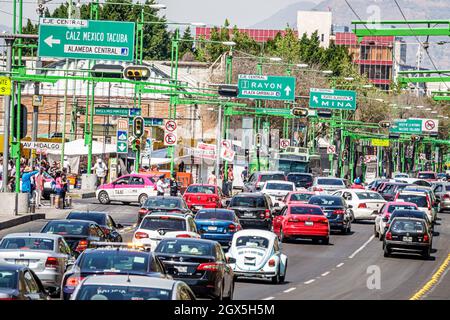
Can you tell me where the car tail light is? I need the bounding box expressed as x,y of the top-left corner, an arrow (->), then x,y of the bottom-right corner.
358,203 -> 367,209
75,240 -> 89,252
101,227 -> 110,235
443,194 -> 450,200
265,209 -> 271,219
134,232 -> 149,239
385,232 -> 392,240
176,234 -> 192,238
228,224 -> 236,232
319,218 -> 329,224
0,297 -> 17,300
306,182 -> 313,187
268,259 -> 276,267
333,210 -> 345,215
66,276 -> 85,287
138,208 -> 149,217
288,218 -> 299,222
313,187 -> 324,192
197,262 -> 219,271
423,234 -> 430,243
45,257 -> 59,269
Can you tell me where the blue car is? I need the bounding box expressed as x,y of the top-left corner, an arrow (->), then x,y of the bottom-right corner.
194,209 -> 242,246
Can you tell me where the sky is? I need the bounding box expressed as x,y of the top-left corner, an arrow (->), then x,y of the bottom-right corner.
0,0 -> 321,30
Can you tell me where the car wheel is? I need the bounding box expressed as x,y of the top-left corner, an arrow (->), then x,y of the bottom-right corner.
280,262 -> 287,283
271,270 -> 280,284
223,281 -> 234,301
322,237 -> 329,245
98,191 -> 110,204
379,233 -> 384,241
214,282 -> 224,301
138,194 -> 148,206
122,202 -> 131,205
422,248 -> 431,260
280,229 -> 287,243
374,225 -> 379,238
383,246 -> 391,257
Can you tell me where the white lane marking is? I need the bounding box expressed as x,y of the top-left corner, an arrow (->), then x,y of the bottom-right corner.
349,235 -> 375,259
262,296 -> 275,300
304,279 -> 315,284
283,287 -> 296,293
336,263 -> 344,268
321,271 -> 330,277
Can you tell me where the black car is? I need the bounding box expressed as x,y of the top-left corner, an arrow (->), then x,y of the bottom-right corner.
385,209 -> 433,235
138,196 -> 191,224
40,219 -> 108,255
378,183 -> 410,201
0,264 -> 50,300
286,173 -> 313,189
66,211 -> 124,242
228,193 -> 274,230
61,247 -> 170,300
383,217 -> 432,259
308,195 -> 352,234
155,238 -> 234,300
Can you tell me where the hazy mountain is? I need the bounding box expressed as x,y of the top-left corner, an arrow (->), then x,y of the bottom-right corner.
252,0 -> 450,69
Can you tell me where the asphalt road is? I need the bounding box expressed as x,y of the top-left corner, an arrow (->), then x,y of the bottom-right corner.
1,198 -> 449,300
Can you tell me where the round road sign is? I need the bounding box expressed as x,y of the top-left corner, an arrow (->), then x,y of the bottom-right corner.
424,120 -> 435,131
164,133 -> 177,145
165,120 -> 177,132
280,139 -> 290,149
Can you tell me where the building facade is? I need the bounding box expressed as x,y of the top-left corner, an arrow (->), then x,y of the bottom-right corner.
297,11 -> 333,48
195,27 -> 297,43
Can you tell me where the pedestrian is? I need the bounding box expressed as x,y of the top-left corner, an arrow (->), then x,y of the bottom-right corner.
169,176 -> 179,196
227,166 -> 234,196
34,167 -> 45,208
92,158 -> 107,187
178,161 -> 185,173
54,171 -> 63,209
207,170 -> 217,185
60,172 -> 69,209
156,175 -> 168,196
63,156 -> 71,173
241,166 -> 249,182
21,166 -> 39,207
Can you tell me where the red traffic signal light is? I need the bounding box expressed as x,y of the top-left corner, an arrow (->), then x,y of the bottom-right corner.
123,65 -> 150,80
291,107 -> 308,117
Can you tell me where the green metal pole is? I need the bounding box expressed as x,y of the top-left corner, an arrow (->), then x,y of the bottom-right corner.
169,29 -> 180,177
223,50 -> 233,181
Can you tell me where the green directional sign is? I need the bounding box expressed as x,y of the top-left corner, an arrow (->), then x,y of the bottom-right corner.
238,75 -> 296,101
309,88 -> 357,110
128,117 -> 164,126
38,18 -> 135,61
95,107 -> 129,116
390,119 -> 423,134
255,108 -> 291,117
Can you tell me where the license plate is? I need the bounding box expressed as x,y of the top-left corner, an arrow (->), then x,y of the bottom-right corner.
403,236 -> 412,242
208,226 -> 217,231
244,213 -> 254,217
174,266 -> 187,273
195,206 -> 203,209
15,259 -> 29,266
305,221 -> 314,226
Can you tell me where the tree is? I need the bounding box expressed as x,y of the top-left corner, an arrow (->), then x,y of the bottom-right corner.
179,27 -> 195,60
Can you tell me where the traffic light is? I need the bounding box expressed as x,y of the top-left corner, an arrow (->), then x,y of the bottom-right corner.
11,104 -> 28,139
92,64 -> 124,79
291,107 -> 308,117
411,135 -> 421,142
317,109 -> 333,118
379,121 -> 391,128
123,65 -> 151,80
218,85 -> 239,97
133,116 -> 144,138
255,133 -> 261,147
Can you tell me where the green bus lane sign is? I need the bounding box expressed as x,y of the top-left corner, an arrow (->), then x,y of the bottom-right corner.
390,119 -> 423,134
238,75 -> 296,101
309,88 -> 357,110
38,18 -> 135,61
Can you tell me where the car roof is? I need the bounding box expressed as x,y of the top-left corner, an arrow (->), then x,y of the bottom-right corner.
159,237 -> 217,246
386,201 -> 417,206
143,213 -> 188,219
188,184 -> 215,187
392,209 -> 424,215
68,212 -> 108,217
45,219 -> 93,225
0,263 -> 27,272
234,229 -> 277,239
147,196 -> 182,200
80,275 -> 177,289
232,192 -> 265,197
1,233 -> 62,240
288,191 -> 315,195
418,171 -> 435,174
390,217 -> 426,223
310,194 -> 342,199
398,190 -> 428,195
264,180 -> 294,184
287,203 -> 322,209
287,173 -> 313,176
256,171 -> 285,175
196,209 -> 235,214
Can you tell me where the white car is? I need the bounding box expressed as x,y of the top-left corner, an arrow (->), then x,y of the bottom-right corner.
133,213 -> 200,250
333,189 -> 386,221
225,229 -> 287,284
310,177 -> 346,194
260,180 -> 296,206
0,233 -> 75,297
70,275 -> 196,300
395,191 -> 435,222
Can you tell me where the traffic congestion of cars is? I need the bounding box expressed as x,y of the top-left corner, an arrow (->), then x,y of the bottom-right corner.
0,170 -> 449,300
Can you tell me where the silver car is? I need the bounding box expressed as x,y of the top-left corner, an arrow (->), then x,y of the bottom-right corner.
432,182 -> 450,212
310,177 -> 346,194
0,233 -> 76,297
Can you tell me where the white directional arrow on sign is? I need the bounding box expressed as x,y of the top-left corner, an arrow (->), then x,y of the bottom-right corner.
44,35 -> 61,47
313,96 -> 319,103
284,86 -> 291,96
118,144 -> 127,152
118,133 -> 127,141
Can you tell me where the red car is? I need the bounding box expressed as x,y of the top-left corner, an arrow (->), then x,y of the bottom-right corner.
272,204 -> 330,244
183,184 -> 224,212
284,191 -> 315,205
417,171 -> 438,182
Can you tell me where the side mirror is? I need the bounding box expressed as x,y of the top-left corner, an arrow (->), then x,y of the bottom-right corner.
225,199 -> 231,207
117,224 -> 124,229
382,217 -> 389,222
348,205 -> 353,209
227,257 -> 236,264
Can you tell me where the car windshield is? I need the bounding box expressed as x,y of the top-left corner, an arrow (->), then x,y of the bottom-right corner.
230,196 -> 265,208
75,285 -> 172,300
356,192 -> 384,200
156,240 -> 213,256
446,186 -> 450,191
287,175 -> 312,182
195,211 -> 234,221
260,174 -> 285,182
42,222 -> 89,236
391,211 -> 425,220
388,205 -> 417,213
309,197 -> 343,206
0,271 -> 17,289
144,198 -> 182,209
418,173 -> 436,179
397,195 -> 428,208
265,183 -> 294,191
235,236 -> 269,249
67,213 -> 105,225
0,237 -> 54,251
186,186 -> 215,194
78,251 -> 149,273
290,206 -> 323,215
289,193 -> 313,202
395,174 -> 408,178
140,217 -> 186,231
391,220 -> 425,233
317,179 -> 345,186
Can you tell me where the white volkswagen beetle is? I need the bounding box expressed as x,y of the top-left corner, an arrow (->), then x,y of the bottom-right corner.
225,229 -> 287,284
